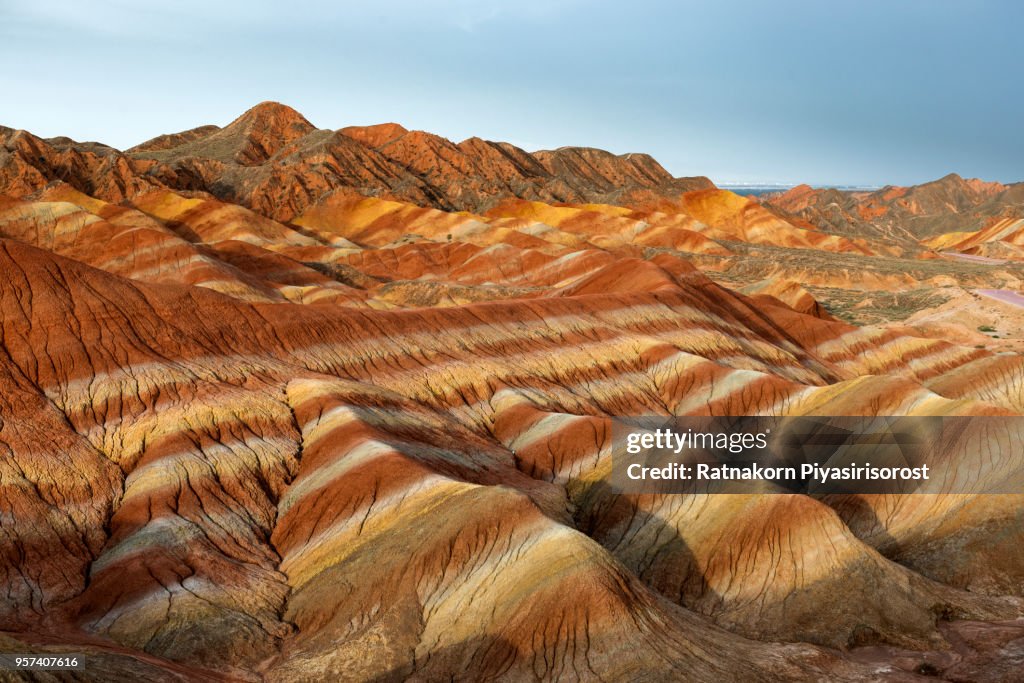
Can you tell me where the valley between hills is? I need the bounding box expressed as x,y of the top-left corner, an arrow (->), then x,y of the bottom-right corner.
1,102 -> 1023,681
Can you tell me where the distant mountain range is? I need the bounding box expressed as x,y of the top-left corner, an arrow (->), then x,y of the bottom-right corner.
720,184 -> 881,197
0,101 -> 712,222
3,100 -> 1018,243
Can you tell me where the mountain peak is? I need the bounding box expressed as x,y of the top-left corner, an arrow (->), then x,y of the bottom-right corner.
936,172 -> 965,185
189,101 -> 318,165
126,102 -> 319,165
924,172 -> 1004,197
231,101 -> 314,130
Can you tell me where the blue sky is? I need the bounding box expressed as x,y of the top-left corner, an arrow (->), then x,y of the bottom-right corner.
2,0 -> 1020,186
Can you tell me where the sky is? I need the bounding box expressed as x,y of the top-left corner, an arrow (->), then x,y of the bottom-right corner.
1,0 -> 1021,186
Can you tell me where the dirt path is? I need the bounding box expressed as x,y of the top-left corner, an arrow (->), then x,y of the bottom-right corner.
976,289 -> 1024,307
942,252 -> 1007,265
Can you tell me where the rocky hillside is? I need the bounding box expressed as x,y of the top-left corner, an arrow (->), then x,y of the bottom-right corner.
766,174 -> 1024,242
0,102 -> 713,222
0,105 -> 1022,681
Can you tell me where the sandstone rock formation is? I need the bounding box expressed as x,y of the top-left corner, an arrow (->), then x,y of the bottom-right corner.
0,104 -> 1022,681
766,174 -> 1024,243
